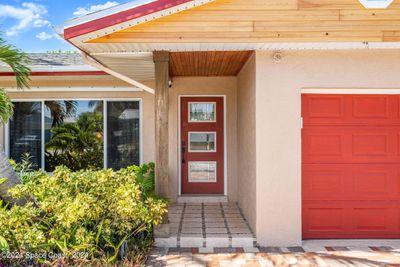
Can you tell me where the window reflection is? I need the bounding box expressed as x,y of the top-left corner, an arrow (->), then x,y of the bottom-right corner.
189,132 -> 216,152
9,102 -> 42,169
44,100 -> 103,171
188,161 -> 217,182
189,103 -> 215,122
9,100 -> 141,171
107,101 -> 140,169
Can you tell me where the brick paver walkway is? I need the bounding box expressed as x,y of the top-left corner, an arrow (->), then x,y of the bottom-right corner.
146,246 -> 400,266
156,203 -> 255,248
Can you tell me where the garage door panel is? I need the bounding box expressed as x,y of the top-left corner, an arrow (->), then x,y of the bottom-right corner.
352,95 -> 392,119
303,165 -> 348,200
352,207 -> 397,232
352,165 -> 398,199
302,207 -> 346,234
302,95 -> 345,123
302,94 -> 400,239
303,164 -> 399,201
302,129 -> 347,162
352,133 -> 389,156
303,204 -> 400,238
303,127 -> 400,163
303,94 -> 399,126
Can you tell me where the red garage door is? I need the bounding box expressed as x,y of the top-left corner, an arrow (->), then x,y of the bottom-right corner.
302,94 -> 400,239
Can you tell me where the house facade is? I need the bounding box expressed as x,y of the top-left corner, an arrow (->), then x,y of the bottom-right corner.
2,0 -> 400,246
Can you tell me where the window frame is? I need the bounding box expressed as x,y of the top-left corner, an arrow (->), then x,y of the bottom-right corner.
5,98 -> 143,170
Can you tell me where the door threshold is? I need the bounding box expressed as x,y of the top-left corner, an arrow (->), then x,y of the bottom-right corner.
177,195 -> 228,203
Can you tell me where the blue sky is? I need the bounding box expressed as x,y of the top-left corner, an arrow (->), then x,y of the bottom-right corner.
0,0 -> 124,52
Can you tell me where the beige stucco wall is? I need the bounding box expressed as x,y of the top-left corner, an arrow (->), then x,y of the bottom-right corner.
168,76 -> 238,201
237,54 -> 257,232
254,49 -> 400,246
0,75 -> 238,201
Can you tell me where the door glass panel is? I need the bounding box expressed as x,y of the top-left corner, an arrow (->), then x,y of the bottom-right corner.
44,100 -> 103,171
9,102 -> 42,169
188,161 -> 217,182
107,101 -> 140,170
189,132 -> 216,152
189,102 -> 215,122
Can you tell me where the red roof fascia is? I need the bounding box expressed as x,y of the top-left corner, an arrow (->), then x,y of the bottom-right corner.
64,0 -> 194,40
0,71 -> 108,76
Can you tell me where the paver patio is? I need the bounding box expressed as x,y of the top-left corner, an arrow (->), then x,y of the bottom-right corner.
146,245 -> 400,266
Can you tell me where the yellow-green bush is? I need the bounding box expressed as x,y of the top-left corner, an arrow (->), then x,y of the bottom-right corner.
0,163 -> 167,266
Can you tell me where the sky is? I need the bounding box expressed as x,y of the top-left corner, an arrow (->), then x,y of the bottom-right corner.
0,0 -> 125,52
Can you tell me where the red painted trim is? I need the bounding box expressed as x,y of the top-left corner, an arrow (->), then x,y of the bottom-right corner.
64,0 -> 193,40
0,71 -> 108,76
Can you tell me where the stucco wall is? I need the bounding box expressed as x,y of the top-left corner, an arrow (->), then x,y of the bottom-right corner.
168,77 -> 238,201
254,49 -> 400,246
0,75 -> 238,202
237,54 -> 257,232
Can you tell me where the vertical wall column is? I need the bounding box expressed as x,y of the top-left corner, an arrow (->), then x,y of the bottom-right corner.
153,51 -> 170,198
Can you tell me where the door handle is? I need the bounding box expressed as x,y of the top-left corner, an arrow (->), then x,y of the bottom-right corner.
181,141 -> 186,164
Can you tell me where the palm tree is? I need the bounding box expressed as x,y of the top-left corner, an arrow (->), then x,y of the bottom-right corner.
45,100 -> 77,127
45,112 -> 103,171
0,35 -> 31,205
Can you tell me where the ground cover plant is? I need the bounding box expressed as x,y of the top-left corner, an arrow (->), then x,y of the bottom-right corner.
0,162 -> 167,266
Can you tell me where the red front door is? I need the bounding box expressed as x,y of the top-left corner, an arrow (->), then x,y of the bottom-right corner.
181,97 -> 224,194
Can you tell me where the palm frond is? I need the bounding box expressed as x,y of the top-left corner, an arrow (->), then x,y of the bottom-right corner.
0,89 -> 13,123
0,36 -> 31,89
45,100 -> 78,127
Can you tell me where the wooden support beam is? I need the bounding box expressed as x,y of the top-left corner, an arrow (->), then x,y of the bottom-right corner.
154,51 -> 170,198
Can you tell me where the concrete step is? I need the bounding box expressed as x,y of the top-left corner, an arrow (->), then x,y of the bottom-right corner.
177,195 -> 228,203
155,234 -> 256,248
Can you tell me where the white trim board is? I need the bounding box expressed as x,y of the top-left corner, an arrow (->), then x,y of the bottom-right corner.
67,0 -> 216,43
79,42 -> 400,55
5,86 -> 142,92
301,88 -> 400,94
178,95 -> 227,196
0,66 -> 99,72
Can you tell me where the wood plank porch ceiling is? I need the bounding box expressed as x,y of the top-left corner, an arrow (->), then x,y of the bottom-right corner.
169,51 -> 253,76
88,0 -> 400,44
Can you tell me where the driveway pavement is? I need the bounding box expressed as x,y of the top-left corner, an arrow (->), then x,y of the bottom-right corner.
146,245 -> 400,266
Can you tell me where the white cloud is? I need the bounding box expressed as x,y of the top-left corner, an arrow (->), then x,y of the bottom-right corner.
73,1 -> 119,17
0,2 -> 50,36
36,31 -> 53,40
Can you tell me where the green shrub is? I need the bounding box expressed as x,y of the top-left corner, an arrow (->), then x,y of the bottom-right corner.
0,163 -> 167,266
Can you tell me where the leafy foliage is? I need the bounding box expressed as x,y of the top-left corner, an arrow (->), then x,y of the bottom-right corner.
9,153 -> 37,184
126,163 -> 156,198
0,178 -> 9,252
9,153 -> 36,173
0,90 -> 13,124
0,163 -> 167,265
